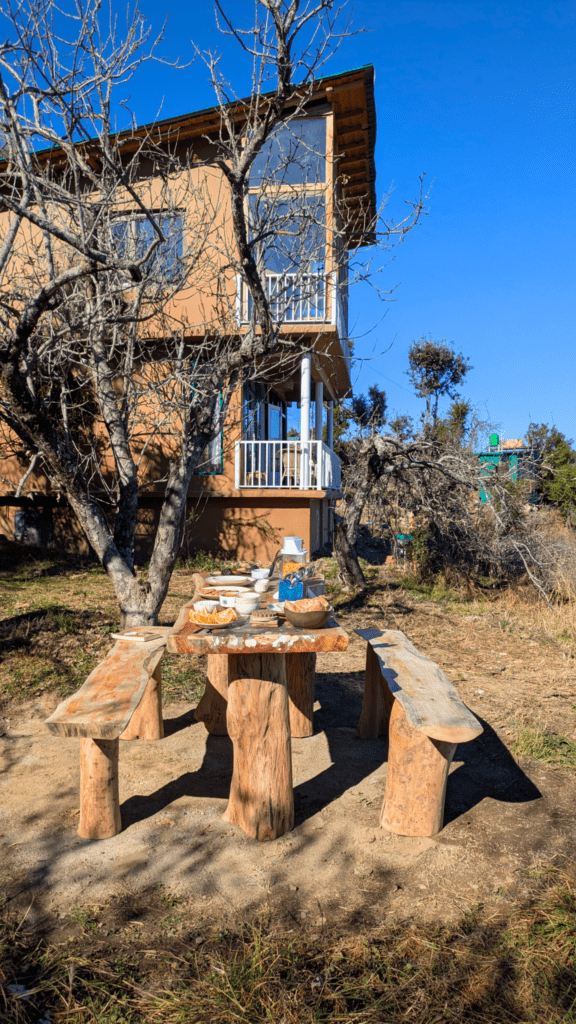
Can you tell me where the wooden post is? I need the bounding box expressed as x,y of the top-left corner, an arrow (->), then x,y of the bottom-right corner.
358,643 -> 394,739
120,662 -> 164,741
194,652 -> 229,735
380,700 -> 457,837
285,652 -> 316,737
223,653 -> 293,840
78,737 -> 121,840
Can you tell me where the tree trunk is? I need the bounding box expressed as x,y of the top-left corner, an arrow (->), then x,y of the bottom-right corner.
78,737 -> 121,840
285,652 -> 316,737
194,652 -> 229,735
334,515 -> 365,589
380,699 -> 457,837
223,653 -> 293,840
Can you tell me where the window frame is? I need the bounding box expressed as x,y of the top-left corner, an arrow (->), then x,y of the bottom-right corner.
110,210 -> 185,286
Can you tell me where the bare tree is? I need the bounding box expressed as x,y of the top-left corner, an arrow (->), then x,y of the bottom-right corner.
0,0 -> 426,624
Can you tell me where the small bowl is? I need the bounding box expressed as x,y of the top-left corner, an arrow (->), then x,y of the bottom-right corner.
234,592 -> 261,615
251,568 -> 271,580
282,603 -> 334,629
193,600 -> 219,613
254,579 -> 269,594
219,593 -> 238,608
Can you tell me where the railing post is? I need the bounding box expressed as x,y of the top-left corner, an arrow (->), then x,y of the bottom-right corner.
234,443 -> 241,489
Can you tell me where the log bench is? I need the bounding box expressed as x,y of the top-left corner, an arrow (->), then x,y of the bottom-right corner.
45,628 -> 171,840
355,628 -> 483,837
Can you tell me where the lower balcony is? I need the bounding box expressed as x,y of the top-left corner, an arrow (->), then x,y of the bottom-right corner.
234,440 -> 341,492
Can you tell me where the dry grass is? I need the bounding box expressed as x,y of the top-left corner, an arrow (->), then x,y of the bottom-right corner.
2,866 -> 576,1022
0,552 -> 211,704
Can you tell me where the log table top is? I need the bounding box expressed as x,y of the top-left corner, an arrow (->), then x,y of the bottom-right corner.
166,599 -> 349,656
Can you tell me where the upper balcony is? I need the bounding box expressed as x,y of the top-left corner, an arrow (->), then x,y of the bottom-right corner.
236,272 -> 350,364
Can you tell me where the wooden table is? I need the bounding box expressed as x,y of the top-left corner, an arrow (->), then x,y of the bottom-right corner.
167,599 -> 349,840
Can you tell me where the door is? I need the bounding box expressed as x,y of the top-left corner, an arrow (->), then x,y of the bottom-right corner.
267,403 -> 283,484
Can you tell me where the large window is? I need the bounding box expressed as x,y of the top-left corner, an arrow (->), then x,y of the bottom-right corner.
250,117 -> 326,186
249,194 -> 325,274
242,115 -> 328,324
111,213 -> 184,283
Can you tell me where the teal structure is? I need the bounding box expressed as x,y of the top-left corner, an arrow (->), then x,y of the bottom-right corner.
478,442 -> 537,503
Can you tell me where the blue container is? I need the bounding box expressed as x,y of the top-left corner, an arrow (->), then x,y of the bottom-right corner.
279,575 -> 306,601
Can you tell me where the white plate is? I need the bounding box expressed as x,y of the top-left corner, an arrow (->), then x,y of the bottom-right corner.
200,585 -> 247,596
206,575 -> 251,586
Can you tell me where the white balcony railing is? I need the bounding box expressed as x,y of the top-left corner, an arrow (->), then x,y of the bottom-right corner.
234,440 -> 341,492
240,271 -> 327,323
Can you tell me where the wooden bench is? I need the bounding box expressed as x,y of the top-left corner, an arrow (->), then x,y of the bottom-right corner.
355,628 -> 483,837
45,628 -> 171,840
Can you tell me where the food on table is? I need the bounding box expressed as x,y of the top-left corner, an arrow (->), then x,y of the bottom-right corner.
282,560 -> 304,577
189,607 -> 237,626
198,585 -> 246,598
285,596 -> 331,612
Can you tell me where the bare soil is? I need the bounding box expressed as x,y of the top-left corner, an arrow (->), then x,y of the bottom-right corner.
2,560 -> 576,946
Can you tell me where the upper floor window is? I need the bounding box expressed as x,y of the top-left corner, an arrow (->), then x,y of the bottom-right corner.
250,117 -> 326,186
249,194 -> 326,274
111,213 -> 183,283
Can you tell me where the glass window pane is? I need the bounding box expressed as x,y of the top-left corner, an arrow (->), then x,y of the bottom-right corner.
250,195 -> 325,273
251,118 -> 326,186
111,214 -> 183,283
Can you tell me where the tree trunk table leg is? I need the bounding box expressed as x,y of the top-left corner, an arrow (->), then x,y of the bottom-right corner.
358,643 -> 394,739
380,700 -> 457,837
194,652 -> 229,735
223,653 -> 293,841
120,662 -> 164,741
78,738 -> 121,840
286,652 -> 316,737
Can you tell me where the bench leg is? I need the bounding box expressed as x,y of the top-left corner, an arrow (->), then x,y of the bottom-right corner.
194,652 -> 229,735
78,737 -> 121,840
286,652 -> 316,737
120,662 -> 164,741
380,700 -> 457,837
358,643 -> 394,739
223,653 -> 294,841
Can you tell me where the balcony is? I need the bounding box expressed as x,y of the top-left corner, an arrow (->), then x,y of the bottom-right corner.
236,271 -> 349,359
234,440 -> 341,492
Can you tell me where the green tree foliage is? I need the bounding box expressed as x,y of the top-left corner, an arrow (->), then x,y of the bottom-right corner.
526,423 -> 576,522
351,384 -> 387,435
407,337 -> 471,428
437,399 -> 471,444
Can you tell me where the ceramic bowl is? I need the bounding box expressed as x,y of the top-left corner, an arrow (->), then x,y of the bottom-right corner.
251,568 -> 271,580
193,600 -> 219,613
254,579 -> 269,594
234,592 -> 261,615
219,593 -> 237,608
282,603 -> 333,629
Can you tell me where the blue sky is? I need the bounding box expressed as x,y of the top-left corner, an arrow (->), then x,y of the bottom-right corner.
130,0 -> 575,442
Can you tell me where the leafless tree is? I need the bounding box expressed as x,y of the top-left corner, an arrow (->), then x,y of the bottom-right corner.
0,0 -> 426,624
335,415 -> 576,604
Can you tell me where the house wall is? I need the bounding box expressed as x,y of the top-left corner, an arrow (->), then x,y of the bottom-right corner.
182,495 -> 334,563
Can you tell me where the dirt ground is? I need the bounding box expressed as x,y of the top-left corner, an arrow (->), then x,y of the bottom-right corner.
2,563 -> 576,944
